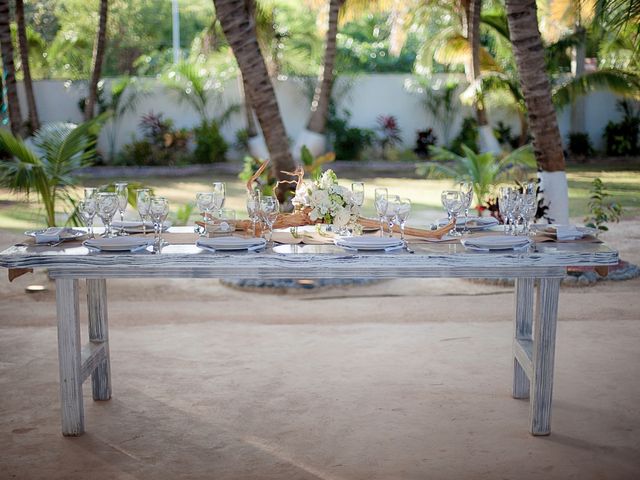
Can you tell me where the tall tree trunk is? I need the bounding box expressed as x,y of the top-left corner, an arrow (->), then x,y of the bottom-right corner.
505,0 -> 568,224
15,0 -> 39,132
84,0 -> 109,121
0,0 -> 23,136
213,0 -> 297,191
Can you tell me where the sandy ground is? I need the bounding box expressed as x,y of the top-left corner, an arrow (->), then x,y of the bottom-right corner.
1,221 -> 639,479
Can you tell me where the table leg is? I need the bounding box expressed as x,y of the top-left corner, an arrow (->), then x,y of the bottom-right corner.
513,278 -> 534,399
55,278 -> 84,436
87,279 -> 111,401
529,277 -> 561,436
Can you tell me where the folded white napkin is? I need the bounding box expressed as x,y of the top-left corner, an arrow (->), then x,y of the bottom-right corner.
554,225 -> 583,241
35,227 -> 65,244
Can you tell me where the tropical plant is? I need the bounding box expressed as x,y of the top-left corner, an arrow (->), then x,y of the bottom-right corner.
0,0 -> 23,135
421,79 -> 460,147
376,114 -> 402,157
15,0 -> 39,132
567,132 -> 593,158
326,106 -> 374,160
603,100 -> 640,156
414,128 -> 438,158
214,0 -> 298,199
85,0 -> 109,121
416,143 -> 536,211
193,120 -> 228,163
584,178 -> 622,231
0,120 -> 102,227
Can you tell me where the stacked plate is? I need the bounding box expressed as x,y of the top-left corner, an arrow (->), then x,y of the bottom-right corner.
196,237 -> 266,252
25,227 -> 86,243
461,235 -> 532,252
111,220 -> 170,233
335,236 -> 404,251
531,224 -> 597,240
437,216 -> 499,231
84,237 -> 155,252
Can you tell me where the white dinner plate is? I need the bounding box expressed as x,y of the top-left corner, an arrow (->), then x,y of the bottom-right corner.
83,237 -> 155,252
462,235 -> 532,251
24,228 -> 86,241
196,237 -> 266,251
335,236 -> 403,251
437,216 -> 499,231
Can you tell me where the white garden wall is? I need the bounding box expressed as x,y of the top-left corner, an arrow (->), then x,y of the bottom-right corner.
15,74 -> 630,159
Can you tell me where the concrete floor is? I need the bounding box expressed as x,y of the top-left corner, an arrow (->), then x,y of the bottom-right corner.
1,223 -> 640,479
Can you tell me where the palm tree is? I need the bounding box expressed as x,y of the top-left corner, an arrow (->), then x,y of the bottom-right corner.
15,0 -> 39,132
212,0 -> 297,190
0,0 -> 23,136
84,0 -> 109,121
505,0 -> 568,224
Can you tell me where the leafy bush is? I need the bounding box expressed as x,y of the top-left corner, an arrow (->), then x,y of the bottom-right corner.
193,119 -> 228,163
567,132 -> 593,158
584,178 -> 622,232
414,128 -> 438,158
326,106 -> 374,160
119,112 -> 190,166
450,116 -> 479,154
376,115 -> 402,158
603,100 -> 640,156
493,121 -> 520,150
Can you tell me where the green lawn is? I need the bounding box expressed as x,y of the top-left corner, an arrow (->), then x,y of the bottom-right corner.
1,169 -> 639,232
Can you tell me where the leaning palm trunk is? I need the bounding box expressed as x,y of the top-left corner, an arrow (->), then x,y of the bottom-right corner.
15,0 -> 39,132
84,0 -> 109,121
293,0 -> 343,158
213,0 -> 297,192
505,0 -> 568,224
0,0 -> 23,136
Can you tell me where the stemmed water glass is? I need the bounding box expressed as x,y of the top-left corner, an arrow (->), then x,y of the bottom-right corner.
522,182 -> 538,236
351,182 -> 365,207
374,188 -> 388,236
212,182 -> 226,216
459,181 -> 473,235
196,192 -> 215,235
441,190 -> 463,237
259,195 -> 279,244
498,187 -> 511,234
78,199 -> 96,238
96,192 -> 119,238
246,189 -> 262,237
114,182 -> 128,236
84,187 -> 97,201
136,189 -> 151,235
394,197 -> 412,240
386,195 -> 400,237
149,197 -> 170,251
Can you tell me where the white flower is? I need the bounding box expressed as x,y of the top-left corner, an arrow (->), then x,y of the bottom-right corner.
333,208 -> 351,227
310,189 -> 330,214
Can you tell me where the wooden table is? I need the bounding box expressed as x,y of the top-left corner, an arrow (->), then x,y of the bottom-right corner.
0,228 -> 618,437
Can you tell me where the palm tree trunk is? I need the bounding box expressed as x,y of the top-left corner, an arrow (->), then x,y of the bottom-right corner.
84,0 -> 109,121
505,0 -> 568,224
213,0 -> 297,189
15,0 -> 39,132
0,0 -> 23,136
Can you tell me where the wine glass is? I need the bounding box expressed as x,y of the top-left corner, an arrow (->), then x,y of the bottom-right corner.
523,182 -> 538,236
136,189 -> 151,235
459,181 -> 473,235
246,189 -> 262,237
96,192 -> 118,238
498,187 -> 511,234
374,187 -> 388,236
149,197 -> 170,250
394,197 -> 412,241
78,199 -> 96,238
259,195 -> 279,244
114,182 -> 128,236
196,192 -> 215,235
386,195 -> 400,237
351,182 -> 365,207
84,187 -> 97,200
212,182 -> 226,215
441,190 -> 463,237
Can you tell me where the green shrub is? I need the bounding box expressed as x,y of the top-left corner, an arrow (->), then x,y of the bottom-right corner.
327,107 -> 374,160
567,132 -> 593,158
450,116 -> 479,154
603,100 -> 640,156
193,120 -> 228,163
584,178 -> 622,232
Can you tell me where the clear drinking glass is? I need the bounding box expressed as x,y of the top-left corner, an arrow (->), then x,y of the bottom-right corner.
84,187 -> 98,200
523,182 -> 538,236
96,192 -> 119,237
136,189 -> 151,235
196,192 -> 215,235
441,190 -> 463,237
212,182 -> 226,214
459,181 -> 473,235
149,196 -> 170,250
386,195 -> 400,237
374,187 -> 388,236
114,182 -> 128,236
246,189 -> 262,237
498,187 -> 511,234
351,182 -> 365,207
259,196 -> 279,244
217,208 -> 237,234
395,197 -> 412,240
78,199 -> 96,238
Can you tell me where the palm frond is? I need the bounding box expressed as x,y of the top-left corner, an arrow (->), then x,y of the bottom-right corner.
480,11 -> 510,43
431,32 -> 502,72
553,69 -> 640,108
0,129 -> 46,196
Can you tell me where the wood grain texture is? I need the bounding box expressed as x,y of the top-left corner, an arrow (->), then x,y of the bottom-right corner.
530,277 -> 561,435
55,278 -> 84,436
87,279 -> 111,401
513,278 -> 534,399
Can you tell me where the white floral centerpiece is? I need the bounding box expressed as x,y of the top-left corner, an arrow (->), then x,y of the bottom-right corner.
293,169 -> 360,229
